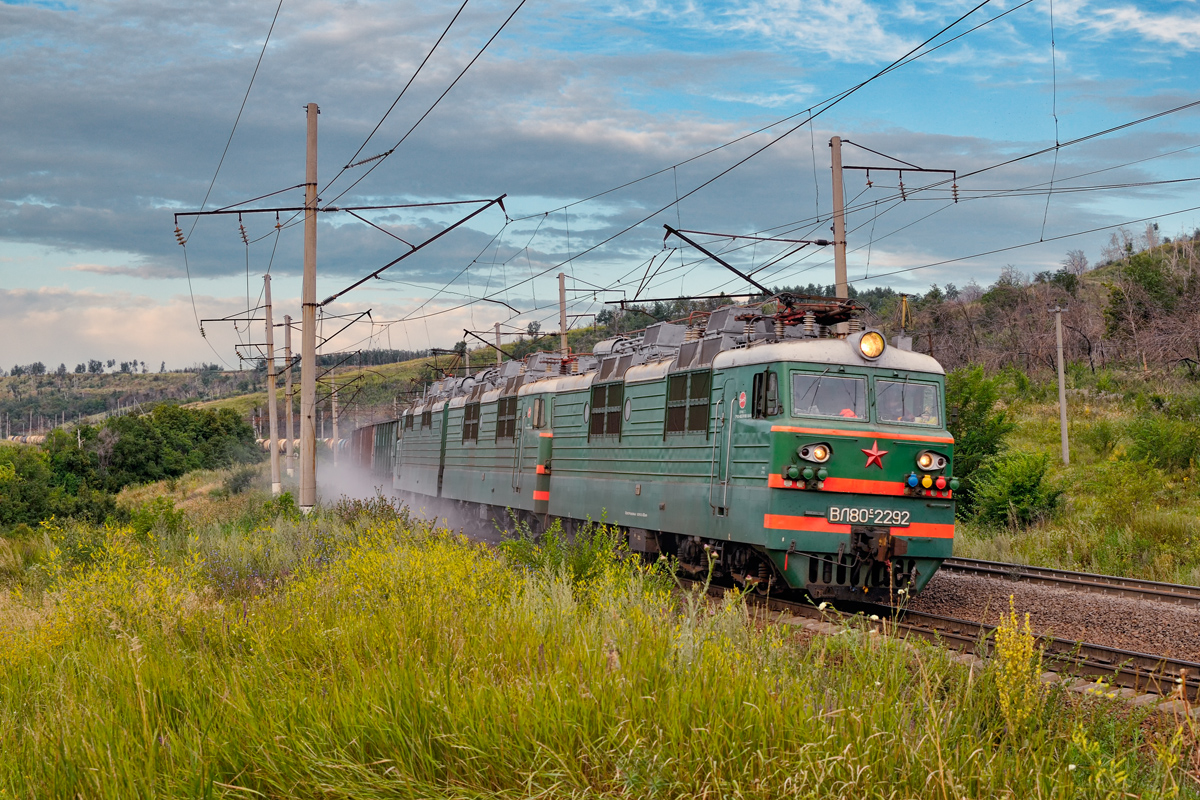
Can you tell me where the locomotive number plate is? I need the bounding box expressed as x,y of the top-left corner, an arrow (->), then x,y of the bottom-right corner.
827,507 -> 911,526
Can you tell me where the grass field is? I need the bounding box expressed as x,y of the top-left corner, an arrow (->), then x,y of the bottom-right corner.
0,472 -> 1196,798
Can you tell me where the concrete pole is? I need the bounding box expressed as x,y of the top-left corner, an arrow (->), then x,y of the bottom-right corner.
1054,305 -> 1070,465
495,321 -> 502,367
283,314 -> 294,478
299,102 -> 319,512
331,378 -> 339,468
830,135 -> 849,333
264,274 -> 281,496
558,272 -> 568,359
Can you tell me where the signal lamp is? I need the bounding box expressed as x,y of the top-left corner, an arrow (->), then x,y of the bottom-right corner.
799,443 -> 831,463
907,474 -> 919,488
935,476 -> 947,490
916,450 -> 948,471
817,468 -> 828,481
786,466 -> 800,480
920,474 -> 933,489
802,467 -> 815,481
949,478 -> 960,491
858,331 -> 885,359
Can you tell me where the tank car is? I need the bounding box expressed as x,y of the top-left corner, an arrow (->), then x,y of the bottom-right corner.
358,295 -> 956,602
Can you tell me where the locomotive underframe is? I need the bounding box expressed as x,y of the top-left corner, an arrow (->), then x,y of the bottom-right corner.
392,489 -> 933,605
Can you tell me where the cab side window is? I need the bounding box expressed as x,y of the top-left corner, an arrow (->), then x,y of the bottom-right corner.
752,370 -> 781,418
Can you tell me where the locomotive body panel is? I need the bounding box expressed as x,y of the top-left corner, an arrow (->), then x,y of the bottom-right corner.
394,402 -> 447,496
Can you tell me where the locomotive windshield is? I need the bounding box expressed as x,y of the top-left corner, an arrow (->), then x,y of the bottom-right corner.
791,373 -> 867,420
876,379 -> 942,426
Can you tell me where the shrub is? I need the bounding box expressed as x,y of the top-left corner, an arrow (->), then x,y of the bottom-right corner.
1075,418 -> 1120,458
1126,416 -> 1200,472
500,516 -> 635,595
973,451 -> 1062,528
129,496 -> 186,538
946,366 -> 1016,513
993,596 -> 1043,738
223,465 -> 258,495
1094,370 -> 1118,394
332,493 -> 405,526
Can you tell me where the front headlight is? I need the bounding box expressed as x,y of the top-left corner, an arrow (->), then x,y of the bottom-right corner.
798,443 -> 831,463
916,450 -> 948,471
859,331 -> 885,359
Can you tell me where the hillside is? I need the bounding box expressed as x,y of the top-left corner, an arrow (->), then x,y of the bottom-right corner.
0,368 -> 264,437
189,326 -> 612,427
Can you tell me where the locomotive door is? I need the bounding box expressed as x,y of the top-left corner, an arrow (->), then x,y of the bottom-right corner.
709,379 -> 734,515
511,405 -> 525,492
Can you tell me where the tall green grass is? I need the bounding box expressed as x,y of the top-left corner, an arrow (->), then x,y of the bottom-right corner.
0,491 -> 1193,798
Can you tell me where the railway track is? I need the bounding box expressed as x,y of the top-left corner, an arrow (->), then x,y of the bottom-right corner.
687,579 -> 1200,705
940,557 -> 1200,608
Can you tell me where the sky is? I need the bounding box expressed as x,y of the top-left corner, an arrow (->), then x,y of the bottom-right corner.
2,0 -> 1199,369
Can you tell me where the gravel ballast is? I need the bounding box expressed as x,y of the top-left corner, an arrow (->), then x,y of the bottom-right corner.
908,570 -> 1200,661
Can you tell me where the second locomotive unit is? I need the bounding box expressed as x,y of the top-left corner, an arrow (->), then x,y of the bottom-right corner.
353,295 -> 956,602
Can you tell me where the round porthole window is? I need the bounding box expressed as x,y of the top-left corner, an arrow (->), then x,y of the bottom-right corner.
623,397 -> 632,422
582,402 -> 590,423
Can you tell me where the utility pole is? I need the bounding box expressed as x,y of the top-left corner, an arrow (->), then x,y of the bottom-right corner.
264,274 -> 281,496
494,322 -> 502,367
829,136 -> 849,334
300,102 -> 319,512
830,135 -> 849,335
1053,304 -> 1070,465
283,314 -> 294,478
558,272 -> 568,359
331,378 -> 339,468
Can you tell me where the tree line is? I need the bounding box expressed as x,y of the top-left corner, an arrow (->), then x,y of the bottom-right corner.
0,404 -> 260,529
4,360 -> 231,377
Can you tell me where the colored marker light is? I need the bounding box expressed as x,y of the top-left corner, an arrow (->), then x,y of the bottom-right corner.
786,466 -> 800,480
907,474 -> 920,488
817,468 -> 828,481
920,474 -> 934,489
935,476 -> 947,490
802,467 -> 815,480
949,478 -> 960,491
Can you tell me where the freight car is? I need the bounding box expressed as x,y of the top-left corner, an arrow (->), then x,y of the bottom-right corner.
351,296 -> 956,603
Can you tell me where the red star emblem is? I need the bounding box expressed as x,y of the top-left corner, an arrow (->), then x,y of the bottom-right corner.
862,440 -> 888,469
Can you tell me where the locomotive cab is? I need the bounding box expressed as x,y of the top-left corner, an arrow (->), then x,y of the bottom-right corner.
745,331 -> 954,603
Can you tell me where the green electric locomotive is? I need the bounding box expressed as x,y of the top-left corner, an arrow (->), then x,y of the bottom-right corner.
375,296 -> 955,602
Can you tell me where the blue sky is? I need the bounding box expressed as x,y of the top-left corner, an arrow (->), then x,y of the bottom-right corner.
2,0 -> 1199,368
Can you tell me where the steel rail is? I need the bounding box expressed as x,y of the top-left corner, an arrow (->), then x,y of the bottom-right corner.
940,557 -> 1200,608
684,579 -> 1200,702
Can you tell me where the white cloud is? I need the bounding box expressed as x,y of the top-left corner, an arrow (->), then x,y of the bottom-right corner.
63,263 -> 178,279
606,0 -> 916,62
1062,2 -> 1200,51
0,288 -> 243,368
710,84 -> 817,108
